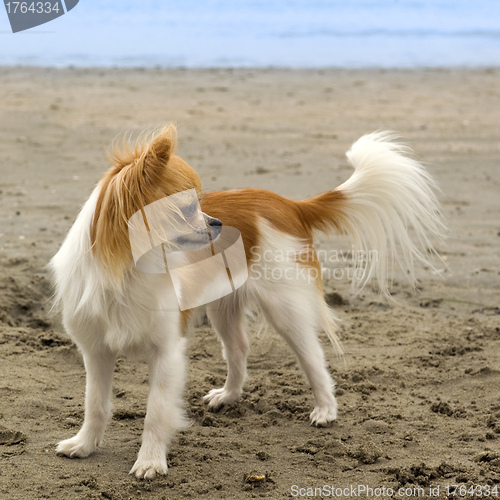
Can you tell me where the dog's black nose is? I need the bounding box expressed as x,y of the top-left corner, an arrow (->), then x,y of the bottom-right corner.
208,217 -> 222,227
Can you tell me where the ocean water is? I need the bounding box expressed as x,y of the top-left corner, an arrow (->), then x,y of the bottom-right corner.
1,0 -> 500,67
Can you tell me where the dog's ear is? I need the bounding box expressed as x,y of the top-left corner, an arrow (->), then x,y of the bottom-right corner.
107,124 -> 178,173
146,124 -> 178,164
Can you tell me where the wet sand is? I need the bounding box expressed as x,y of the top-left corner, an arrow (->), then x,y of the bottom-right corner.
0,67 -> 499,499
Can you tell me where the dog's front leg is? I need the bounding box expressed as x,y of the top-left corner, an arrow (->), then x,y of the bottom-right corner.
130,338 -> 187,480
57,348 -> 115,458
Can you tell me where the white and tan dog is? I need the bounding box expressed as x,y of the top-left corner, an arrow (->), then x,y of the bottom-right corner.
51,125 -> 443,478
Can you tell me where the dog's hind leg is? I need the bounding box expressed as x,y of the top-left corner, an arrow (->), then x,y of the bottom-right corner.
57,340 -> 115,458
258,285 -> 338,426
130,335 -> 188,480
203,296 -> 249,408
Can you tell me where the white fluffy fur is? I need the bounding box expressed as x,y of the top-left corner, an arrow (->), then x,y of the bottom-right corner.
340,132 -> 444,296
205,218 -> 339,425
51,185 -> 188,479
51,131 -> 443,479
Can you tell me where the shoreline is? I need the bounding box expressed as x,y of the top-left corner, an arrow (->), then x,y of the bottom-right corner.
1,64 -> 500,71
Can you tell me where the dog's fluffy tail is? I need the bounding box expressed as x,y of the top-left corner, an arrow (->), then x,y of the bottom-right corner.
301,131 -> 445,297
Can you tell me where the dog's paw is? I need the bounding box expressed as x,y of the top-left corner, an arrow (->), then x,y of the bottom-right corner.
310,405 -> 337,427
203,387 -> 240,409
130,458 -> 168,480
56,435 -> 97,458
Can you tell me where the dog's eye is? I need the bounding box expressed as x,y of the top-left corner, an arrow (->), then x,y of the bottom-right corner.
181,202 -> 198,218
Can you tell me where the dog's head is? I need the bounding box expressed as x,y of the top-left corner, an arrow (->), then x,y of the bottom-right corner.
90,124 -> 221,278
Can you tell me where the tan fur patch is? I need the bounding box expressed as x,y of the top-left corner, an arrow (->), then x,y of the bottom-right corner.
200,188 -> 347,262
90,125 -> 202,279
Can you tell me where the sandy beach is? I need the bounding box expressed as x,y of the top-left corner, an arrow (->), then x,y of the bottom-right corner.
0,67 -> 499,499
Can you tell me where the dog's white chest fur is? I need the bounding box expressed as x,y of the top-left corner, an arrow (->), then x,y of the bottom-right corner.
51,186 -> 181,356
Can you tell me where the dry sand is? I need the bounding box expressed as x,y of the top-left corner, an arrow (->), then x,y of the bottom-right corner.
0,67 -> 499,499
